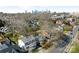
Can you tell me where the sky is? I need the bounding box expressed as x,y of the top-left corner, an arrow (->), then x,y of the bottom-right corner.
0,0 -> 79,13
0,6 -> 79,13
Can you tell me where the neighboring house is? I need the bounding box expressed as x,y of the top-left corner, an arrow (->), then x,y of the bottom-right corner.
56,20 -> 63,25
50,14 -> 66,20
67,25 -> 79,39
18,35 -> 37,52
72,25 -> 79,37
67,18 -> 76,25
0,39 -> 15,53
35,34 -> 43,42
53,25 -> 64,32
0,26 -> 8,33
0,43 -> 8,52
67,18 -> 73,22
36,30 -> 50,38
0,38 -> 24,53
28,19 -> 40,31
18,34 -> 44,52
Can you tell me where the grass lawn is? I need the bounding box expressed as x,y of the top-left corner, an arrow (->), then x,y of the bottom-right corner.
63,30 -> 69,34
70,43 -> 79,53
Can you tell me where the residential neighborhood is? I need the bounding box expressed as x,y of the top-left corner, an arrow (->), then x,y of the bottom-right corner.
0,11 -> 79,53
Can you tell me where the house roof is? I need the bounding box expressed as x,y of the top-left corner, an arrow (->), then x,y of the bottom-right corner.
0,38 -> 25,53
21,35 -> 35,43
0,43 -> 8,51
0,45 -> 21,53
0,26 -> 8,33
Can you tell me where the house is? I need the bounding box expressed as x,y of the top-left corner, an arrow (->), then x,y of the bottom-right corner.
71,25 -> 79,37
18,35 -> 37,52
56,20 -> 63,25
53,25 -> 64,32
0,38 -> 24,53
50,14 -> 66,20
67,18 -> 76,26
28,19 -> 40,31
18,34 -> 45,52
0,44 -> 19,53
0,26 -> 8,34
0,43 -> 8,52
66,25 -> 79,39
0,39 -> 16,53
36,30 -> 50,37
35,34 -> 43,42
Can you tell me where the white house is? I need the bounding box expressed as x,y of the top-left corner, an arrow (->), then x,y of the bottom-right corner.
18,35 -> 36,52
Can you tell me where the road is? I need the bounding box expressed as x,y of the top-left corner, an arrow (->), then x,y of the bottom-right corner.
51,26 -> 79,53
63,25 -> 79,53
38,25 -> 79,53
63,31 -> 78,53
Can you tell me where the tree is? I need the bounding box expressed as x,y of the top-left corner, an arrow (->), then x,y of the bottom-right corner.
5,32 -> 20,44
0,19 -> 6,27
25,18 -> 41,35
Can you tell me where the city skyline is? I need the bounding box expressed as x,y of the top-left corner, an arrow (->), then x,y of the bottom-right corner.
0,6 -> 79,13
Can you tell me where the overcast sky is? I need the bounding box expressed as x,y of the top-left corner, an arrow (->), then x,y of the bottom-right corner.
0,6 -> 79,13
0,0 -> 79,13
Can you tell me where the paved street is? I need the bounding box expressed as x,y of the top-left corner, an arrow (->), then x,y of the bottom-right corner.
63,31 -> 78,53
38,25 -> 79,53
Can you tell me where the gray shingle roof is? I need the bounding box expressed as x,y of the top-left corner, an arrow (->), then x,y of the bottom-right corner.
0,43 -> 8,51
